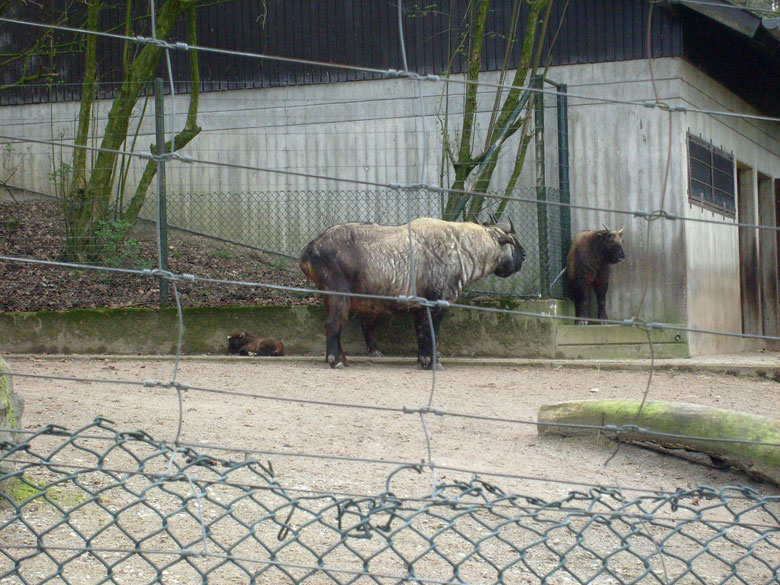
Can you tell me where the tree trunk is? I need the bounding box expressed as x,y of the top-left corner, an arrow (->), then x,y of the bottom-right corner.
443,0 -> 490,220
466,0 -> 551,220
63,0 -> 185,262
63,0 -> 99,262
443,0 -> 552,222
120,6 -> 202,234
537,399 -> 780,486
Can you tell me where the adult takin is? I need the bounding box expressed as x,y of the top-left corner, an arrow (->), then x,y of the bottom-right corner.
299,217 -> 526,369
566,227 -> 626,324
227,332 -> 285,356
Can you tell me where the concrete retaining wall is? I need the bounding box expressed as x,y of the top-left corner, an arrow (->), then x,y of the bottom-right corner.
0,301 -> 688,359
0,302 -> 559,358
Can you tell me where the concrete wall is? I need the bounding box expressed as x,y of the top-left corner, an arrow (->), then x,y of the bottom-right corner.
0,303 -> 559,359
2,57 -> 779,354
679,61 -> 780,354
557,59 -> 690,324
0,303 -> 691,359
0,76 -> 543,251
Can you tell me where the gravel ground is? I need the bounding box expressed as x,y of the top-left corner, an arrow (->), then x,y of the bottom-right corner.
8,356 -> 779,496
3,357 -> 780,585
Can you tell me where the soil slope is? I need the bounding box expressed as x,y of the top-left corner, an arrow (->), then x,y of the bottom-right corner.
0,199 -> 314,313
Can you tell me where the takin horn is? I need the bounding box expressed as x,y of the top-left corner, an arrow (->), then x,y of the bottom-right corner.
496,215 -> 515,235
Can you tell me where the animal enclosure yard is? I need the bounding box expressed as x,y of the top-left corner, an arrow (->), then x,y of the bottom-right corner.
3,356 -> 779,585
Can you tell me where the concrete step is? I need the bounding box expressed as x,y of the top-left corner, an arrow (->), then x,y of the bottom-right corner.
556,324 -> 688,359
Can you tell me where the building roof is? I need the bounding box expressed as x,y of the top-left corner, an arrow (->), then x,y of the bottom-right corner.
673,0 -> 780,116
2,0 -> 779,116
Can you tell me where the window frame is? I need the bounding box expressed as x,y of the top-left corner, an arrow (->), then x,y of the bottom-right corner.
687,133 -> 736,219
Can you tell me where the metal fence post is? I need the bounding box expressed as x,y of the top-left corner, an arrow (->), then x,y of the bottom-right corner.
154,77 -> 169,307
533,75 -> 550,297
556,83 -> 571,297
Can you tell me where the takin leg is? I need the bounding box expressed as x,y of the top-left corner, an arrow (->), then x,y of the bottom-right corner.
569,278 -> 591,325
323,295 -> 350,368
593,270 -> 610,323
414,307 -> 445,370
429,307 -> 445,368
360,315 -> 383,357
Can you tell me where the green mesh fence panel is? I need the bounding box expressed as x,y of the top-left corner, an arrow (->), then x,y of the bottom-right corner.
2,420 -> 780,585
139,188 -> 566,298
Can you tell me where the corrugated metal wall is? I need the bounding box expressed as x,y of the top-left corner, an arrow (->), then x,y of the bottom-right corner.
0,0 -> 682,105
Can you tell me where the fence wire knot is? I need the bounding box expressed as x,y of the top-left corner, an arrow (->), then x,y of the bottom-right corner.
133,36 -> 165,48
621,316 -> 658,331
152,152 -> 193,163
396,295 -> 430,306
140,268 -> 196,282
132,36 -> 189,52
642,100 -> 687,112
634,209 -> 677,222
403,406 -> 445,416
142,380 -> 190,391
143,268 -> 176,281
617,424 -> 641,433
384,69 -> 408,78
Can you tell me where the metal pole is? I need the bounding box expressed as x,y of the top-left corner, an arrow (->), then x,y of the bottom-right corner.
533,75 -> 550,297
154,77 -> 169,307
556,83 -> 571,298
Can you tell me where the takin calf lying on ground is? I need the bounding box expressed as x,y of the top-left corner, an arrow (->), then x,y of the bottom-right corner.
227,332 -> 285,356
566,226 -> 626,324
299,217 -> 526,369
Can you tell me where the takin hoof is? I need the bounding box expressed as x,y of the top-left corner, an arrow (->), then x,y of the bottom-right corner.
423,362 -> 445,371
418,356 -> 444,370
327,354 -> 346,368
366,349 -> 384,358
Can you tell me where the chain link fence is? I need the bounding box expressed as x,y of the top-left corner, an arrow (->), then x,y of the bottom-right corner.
139,187 -> 568,299
2,419 -> 779,585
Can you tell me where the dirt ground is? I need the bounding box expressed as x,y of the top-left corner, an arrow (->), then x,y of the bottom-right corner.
7,356 -> 780,499
4,356 -> 780,585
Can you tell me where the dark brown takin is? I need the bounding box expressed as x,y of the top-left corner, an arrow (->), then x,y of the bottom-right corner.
566,227 -> 626,324
227,332 -> 285,356
299,217 -> 526,369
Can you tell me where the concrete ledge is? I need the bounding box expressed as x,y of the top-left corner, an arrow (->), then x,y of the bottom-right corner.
0,302 -> 560,358
0,302 -> 692,360
556,324 -> 689,359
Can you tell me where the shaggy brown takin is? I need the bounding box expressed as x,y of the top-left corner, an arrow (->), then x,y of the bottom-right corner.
566,227 -> 626,324
227,332 -> 285,356
299,217 -> 526,369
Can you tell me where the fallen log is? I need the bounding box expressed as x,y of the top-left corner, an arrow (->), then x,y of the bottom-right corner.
537,400 -> 780,486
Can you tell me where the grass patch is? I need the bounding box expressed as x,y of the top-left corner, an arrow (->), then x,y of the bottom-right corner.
2,475 -> 87,509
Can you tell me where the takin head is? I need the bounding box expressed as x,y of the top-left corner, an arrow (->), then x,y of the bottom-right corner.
597,226 -> 626,266
489,215 -> 526,278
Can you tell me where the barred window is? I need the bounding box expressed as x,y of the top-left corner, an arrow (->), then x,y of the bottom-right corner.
687,134 -> 735,218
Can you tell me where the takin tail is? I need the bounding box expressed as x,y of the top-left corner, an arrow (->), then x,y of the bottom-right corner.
299,242 -> 320,286
299,259 -> 316,282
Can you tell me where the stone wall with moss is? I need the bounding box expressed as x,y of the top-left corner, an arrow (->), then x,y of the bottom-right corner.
0,301 -> 564,358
